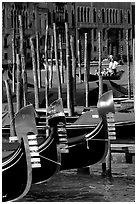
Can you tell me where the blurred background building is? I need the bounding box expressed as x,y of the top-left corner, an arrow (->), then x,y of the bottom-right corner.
2,2 -> 135,66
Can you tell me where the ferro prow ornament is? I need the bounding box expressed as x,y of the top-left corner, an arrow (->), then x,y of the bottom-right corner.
60,90 -> 115,170
2,104 -> 40,202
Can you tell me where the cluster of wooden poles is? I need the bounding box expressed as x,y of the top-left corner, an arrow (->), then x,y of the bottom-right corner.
4,13 -> 134,137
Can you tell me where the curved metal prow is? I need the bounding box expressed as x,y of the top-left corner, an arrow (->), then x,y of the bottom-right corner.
97,90 -> 115,117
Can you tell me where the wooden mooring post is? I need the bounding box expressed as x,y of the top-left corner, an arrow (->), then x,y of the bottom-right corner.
59,34 -> 64,84
49,35 -> 54,88
77,39 -> 81,83
3,70 -> 16,138
11,27 -> 16,93
84,33 -> 89,108
30,37 -> 39,109
16,54 -> 22,112
98,31 -> 103,98
19,15 -> 27,107
53,23 -> 62,99
65,22 -> 74,116
44,24 -> 49,137
126,30 -> 131,99
70,35 -> 76,106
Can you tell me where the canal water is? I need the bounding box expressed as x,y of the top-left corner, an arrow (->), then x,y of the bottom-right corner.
20,163 -> 135,202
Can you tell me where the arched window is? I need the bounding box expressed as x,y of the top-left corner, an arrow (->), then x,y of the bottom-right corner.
120,10 -> 123,23
116,10 -> 118,23
81,7 -> 83,22
113,9 -> 115,23
110,9 -> 112,23
87,7 -> 90,22
128,10 -> 130,24
77,7 -> 80,22
102,8 -> 105,23
106,9 -> 109,23
84,7 -> 86,22
93,8 -> 96,23
25,11 -> 28,29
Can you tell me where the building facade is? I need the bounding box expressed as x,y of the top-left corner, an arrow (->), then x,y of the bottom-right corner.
2,2 -> 135,65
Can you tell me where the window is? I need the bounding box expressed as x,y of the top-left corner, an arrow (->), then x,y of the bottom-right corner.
113,10 -> 115,23
103,28 -> 105,40
94,46 -> 97,52
120,10 -> 123,24
87,7 -> 90,22
93,8 -> 96,23
2,6 -> 5,28
4,53 -> 8,60
93,28 -> 97,40
121,29 -> 123,40
116,10 -> 118,23
77,7 -> 80,22
102,8 -> 105,23
81,7 -> 83,22
4,37 -> 8,48
106,9 -> 109,23
128,10 -> 130,24
110,9 -> 112,23
84,7 -> 86,22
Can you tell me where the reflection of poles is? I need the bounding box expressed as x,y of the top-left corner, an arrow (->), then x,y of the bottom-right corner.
30,37 -> 39,109
65,22 -> 74,116
53,23 -> 62,99
70,35 -> 76,106
126,30 -> 131,99
19,15 -> 27,107
77,39 -> 81,83
84,33 -> 89,107
98,31 -> 103,99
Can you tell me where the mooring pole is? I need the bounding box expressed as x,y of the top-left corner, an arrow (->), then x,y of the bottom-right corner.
98,31 -> 103,99
19,15 -> 27,107
30,37 -> 39,109
36,31 -> 41,88
70,35 -> 76,106
84,33 -> 89,107
126,30 -> 131,99
59,34 -> 64,84
35,8 -> 41,89
49,35 -> 54,88
132,38 -> 135,103
3,70 -> 16,138
53,23 -> 62,99
16,54 -> 22,112
65,22 -> 74,116
11,26 -> 16,93
77,39 -> 81,83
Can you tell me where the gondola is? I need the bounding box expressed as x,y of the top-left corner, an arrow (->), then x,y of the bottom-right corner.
35,91 -> 115,170
2,105 -> 41,202
2,103 -> 63,186
79,70 -> 124,81
59,90 -> 115,170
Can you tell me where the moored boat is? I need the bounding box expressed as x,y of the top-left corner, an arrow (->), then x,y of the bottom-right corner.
79,70 -> 124,82
2,105 -> 42,202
